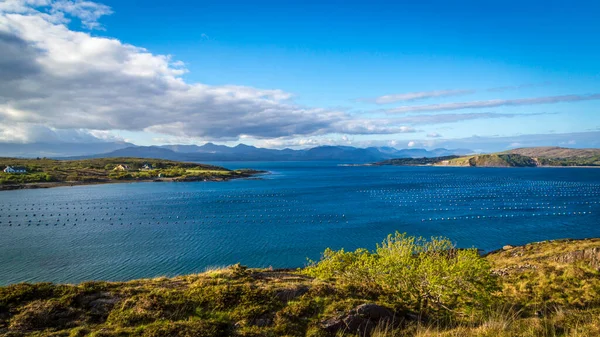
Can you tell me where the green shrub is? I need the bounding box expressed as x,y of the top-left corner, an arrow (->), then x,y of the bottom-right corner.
303,232 -> 498,319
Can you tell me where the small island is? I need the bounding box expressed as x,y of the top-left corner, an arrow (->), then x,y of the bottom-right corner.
0,157 -> 265,191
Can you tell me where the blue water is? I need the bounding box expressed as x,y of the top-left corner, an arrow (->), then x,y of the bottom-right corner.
0,162 -> 599,285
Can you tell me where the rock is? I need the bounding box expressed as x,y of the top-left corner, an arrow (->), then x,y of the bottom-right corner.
275,286 -> 309,302
253,318 -> 272,327
503,245 -> 514,250
320,303 -> 397,336
321,316 -> 345,332
355,303 -> 394,320
75,292 -> 119,321
89,297 -> 119,316
554,248 -> 600,269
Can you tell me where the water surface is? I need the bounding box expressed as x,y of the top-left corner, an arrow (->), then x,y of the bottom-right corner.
0,162 -> 598,285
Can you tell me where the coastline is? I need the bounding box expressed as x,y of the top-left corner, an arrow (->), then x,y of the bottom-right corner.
0,170 -> 268,191
342,163 -> 600,168
2,237 -> 600,336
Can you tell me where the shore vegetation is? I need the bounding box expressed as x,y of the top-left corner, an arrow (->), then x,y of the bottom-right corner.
2,235 -> 600,336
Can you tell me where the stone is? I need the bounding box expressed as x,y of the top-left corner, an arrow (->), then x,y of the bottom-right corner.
275,285 -> 309,302
320,303 -> 397,336
355,303 -> 394,320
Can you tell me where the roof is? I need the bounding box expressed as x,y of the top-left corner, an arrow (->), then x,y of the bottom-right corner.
5,166 -> 26,170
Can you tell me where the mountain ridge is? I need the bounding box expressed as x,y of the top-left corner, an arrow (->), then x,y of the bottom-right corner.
65,144 -> 472,162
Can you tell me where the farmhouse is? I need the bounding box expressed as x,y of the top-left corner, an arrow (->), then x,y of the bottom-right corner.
3,166 -> 27,174
113,164 -> 130,171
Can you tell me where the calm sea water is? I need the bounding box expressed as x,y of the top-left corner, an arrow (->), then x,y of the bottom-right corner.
0,162 -> 599,285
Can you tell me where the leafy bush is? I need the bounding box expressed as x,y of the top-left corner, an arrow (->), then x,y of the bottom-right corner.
303,232 -> 498,319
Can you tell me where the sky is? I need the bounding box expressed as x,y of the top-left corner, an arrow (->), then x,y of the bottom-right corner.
0,0 -> 599,151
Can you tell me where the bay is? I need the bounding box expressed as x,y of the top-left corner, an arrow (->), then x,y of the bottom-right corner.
0,162 -> 599,285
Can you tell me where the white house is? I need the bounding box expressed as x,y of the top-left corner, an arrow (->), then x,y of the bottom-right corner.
141,164 -> 153,170
3,166 -> 27,174
113,164 -> 130,171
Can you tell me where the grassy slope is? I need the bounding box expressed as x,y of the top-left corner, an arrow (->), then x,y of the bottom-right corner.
0,157 -> 260,186
436,154 -> 539,167
2,239 -> 600,337
502,147 -> 600,158
372,147 -> 600,167
434,148 -> 600,167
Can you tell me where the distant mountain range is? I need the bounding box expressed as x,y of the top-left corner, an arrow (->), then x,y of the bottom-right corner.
66,143 -> 472,162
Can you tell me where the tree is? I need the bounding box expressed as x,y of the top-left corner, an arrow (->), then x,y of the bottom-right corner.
304,232 -> 498,319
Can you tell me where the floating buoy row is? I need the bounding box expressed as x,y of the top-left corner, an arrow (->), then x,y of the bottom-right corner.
422,211 -> 593,222
0,172 -> 598,230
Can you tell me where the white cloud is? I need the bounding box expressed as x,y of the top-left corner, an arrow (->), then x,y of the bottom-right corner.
407,141 -> 416,147
49,0 -> 112,29
0,2 -> 415,143
391,112 -> 550,125
387,94 -> 600,113
426,132 -> 442,138
0,122 -> 124,143
367,89 -> 474,104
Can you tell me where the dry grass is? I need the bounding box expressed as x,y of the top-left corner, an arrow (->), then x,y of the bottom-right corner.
2,239 -> 600,336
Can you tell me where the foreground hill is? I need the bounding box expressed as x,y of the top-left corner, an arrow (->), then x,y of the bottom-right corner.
2,235 -> 600,336
375,147 -> 600,167
0,157 -> 262,190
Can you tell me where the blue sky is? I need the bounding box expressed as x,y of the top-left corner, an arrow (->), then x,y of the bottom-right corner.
0,0 -> 599,151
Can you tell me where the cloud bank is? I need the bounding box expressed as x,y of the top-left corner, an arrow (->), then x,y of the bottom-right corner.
0,1 -> 415,143
0,1 -> 593,148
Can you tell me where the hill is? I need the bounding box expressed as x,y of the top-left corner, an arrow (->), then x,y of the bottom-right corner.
436,153 -> 540,167
2,235 -> 600,336
502,147 -> 600,158
374,147 -> 600,167
0,157 -> 262,190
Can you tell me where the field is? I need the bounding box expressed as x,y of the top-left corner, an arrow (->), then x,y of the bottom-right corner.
1,235 -> 600,337
0,158 -> 261,188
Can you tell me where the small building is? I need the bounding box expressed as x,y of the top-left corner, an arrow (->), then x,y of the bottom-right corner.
141,164 -> 153,170
113,164 -> 130,171
3,166 -> 27,174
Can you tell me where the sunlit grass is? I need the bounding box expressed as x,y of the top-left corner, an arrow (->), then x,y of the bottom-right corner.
2,236 -> 600,336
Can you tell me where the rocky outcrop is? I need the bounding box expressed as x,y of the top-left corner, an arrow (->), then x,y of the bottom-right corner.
553,247 -> 600,269
275,285 -> 309,303
320,303 -> 401,336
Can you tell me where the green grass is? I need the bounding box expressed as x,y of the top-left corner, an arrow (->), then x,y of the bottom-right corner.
0,157 -> 259,186
2,236 -> 600,336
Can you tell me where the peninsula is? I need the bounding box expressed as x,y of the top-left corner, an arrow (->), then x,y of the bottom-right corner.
0,157 -> 264,191
373,147 -> 600,168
